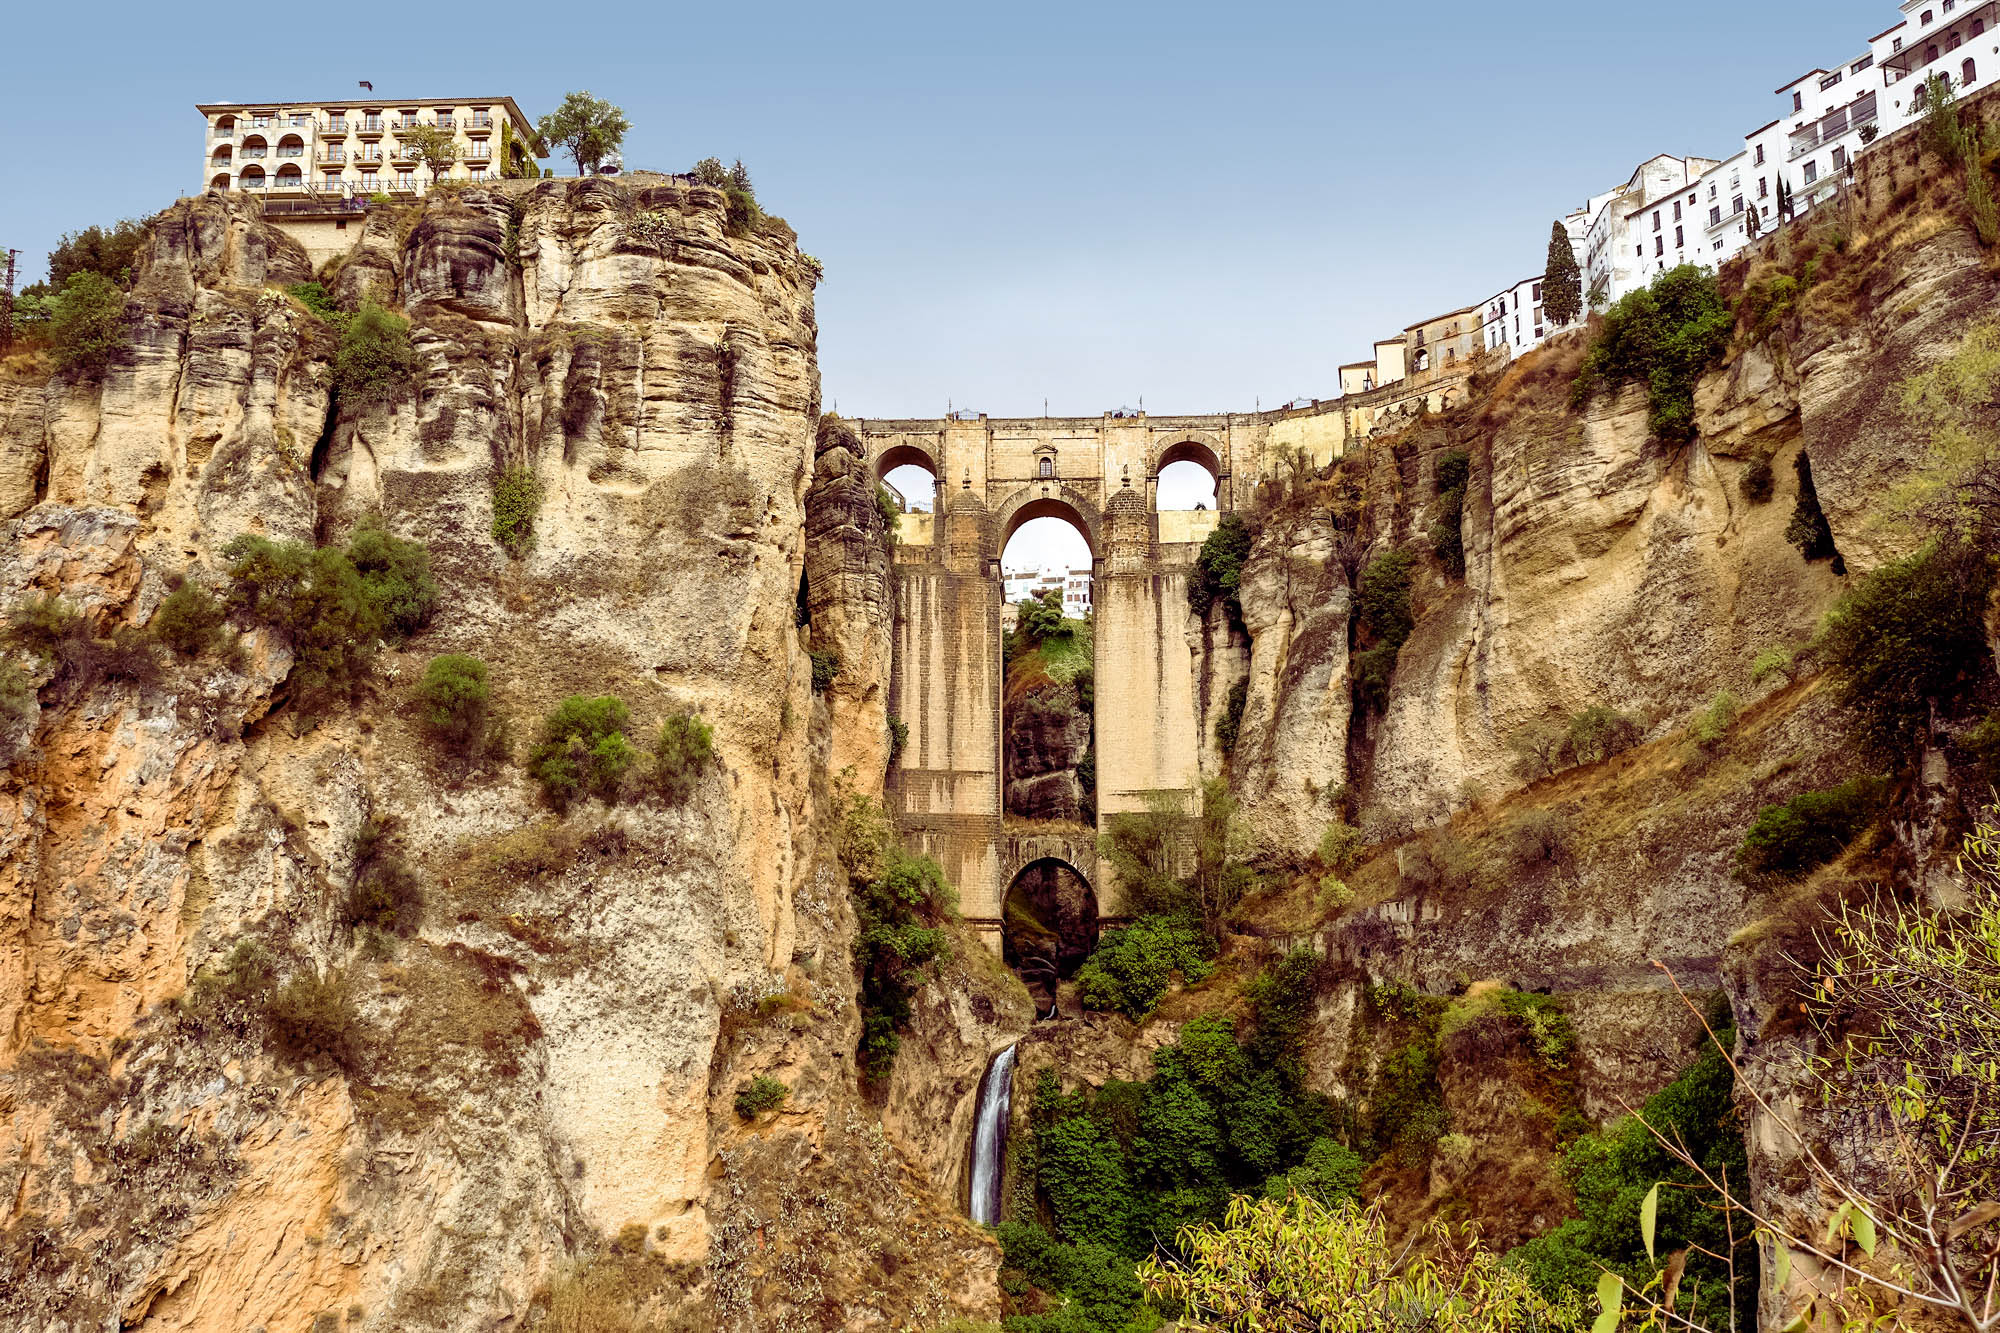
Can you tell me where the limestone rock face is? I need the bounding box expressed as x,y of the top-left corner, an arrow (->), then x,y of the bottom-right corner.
0,182 -> 1002,1332
1004,683 -> 1091,822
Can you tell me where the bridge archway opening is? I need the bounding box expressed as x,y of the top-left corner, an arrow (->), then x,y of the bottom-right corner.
1001,858 -> 1099,1014
877,443 -> 938,514
1154,439 -> 1222,511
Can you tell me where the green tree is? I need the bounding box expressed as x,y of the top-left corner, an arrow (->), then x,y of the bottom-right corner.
1572,264 -> 1733,441
344,520 -> 436,637
399,123 -> 459,185
691,157 -> 728,186
1189,513 -> 1253,620
48,220 -> 147,290
537,91 -> 631,176
1015,587 -> 1066,646
222,535 -> 386,704
47,272 -> 127,376
1544,221 -> 1583,328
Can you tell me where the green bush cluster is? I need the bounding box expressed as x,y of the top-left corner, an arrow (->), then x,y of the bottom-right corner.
1430,450 -> 1470,580
1006,957 -> 1338,1327
809,647 -> 840,694
650,712 -> 715,805
1352,548 -> 1416,712
1571,264 -> 1733,441
491,465 -> 543,556
1818,538 -> 1994,760
1505,1022 -> 1754,1333
150,579 -> 225,657
333,303 -> 419,409
1213,678 -> 1248,758
415,653 -> 502,758
46,272 -> 129,376
1737,774 -> 1887,879
1509,706 -> 1644,778
733,1075 -> 789,1119
1075,915 -> 1213,1019
526,695 -> 637,808
1739,452 -> 1776,504
286,281 -> 341,322
222,522 -> 436,706
1188,513 -> 1253,622
1015,588 -> 1067,647
48,220 -> 147,289
838,789 -> 955,1083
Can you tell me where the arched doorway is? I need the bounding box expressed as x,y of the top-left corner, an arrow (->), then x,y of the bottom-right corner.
1002,857 -> 1099,1013
999,497 -> 1096,827
876,443 -> 939,515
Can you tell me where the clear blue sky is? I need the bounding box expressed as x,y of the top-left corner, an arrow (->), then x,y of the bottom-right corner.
2,0 -> 1887,417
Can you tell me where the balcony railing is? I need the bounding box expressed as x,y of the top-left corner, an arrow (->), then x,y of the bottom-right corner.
318,151 -> 347,164
241,147 -> 267,159
261,195 -> 370,218
469,115 -> 493,128
276,146 -> 304,157
240,177 -> 267,189
435,117 -> 455,130
326,121 -> 348,135
270,175 -> 308,191
465,145 -> 491,160
356,120 -> 385,134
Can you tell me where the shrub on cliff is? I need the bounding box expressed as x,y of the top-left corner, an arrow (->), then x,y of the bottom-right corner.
1739,452 -> 1776,503
1571,264 -> 1732,441
345,815 -> 422,936
491,465 -> 543,556
1819,538 -> 1994,760
1563,705 -> 1641,765
286,281 -> 341,322
733,1075 -> 789,1119
1784,451 -> 1844,570
346,520 -> 436,637
264,969 -> 362,1071
9,594 -> 161,697
1188,513 -> 1253,621
1353,548 -> 1416,712
1430,449 -> 1470,580
47,272 -> 128,377
1214,678 -> 1248,758
649,711 -> 714,805
526,695 -> 637,809
416,653 -> 501,758
1076,914 -> 1212,1019
150,579 -> 224,657
1737,774 -> 1887,879
836,784 -> 954,1083
333,303 -> 419,409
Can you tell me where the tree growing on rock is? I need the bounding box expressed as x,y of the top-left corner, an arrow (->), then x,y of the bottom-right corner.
537,92 -> 631,177
399,124 -> 459,186
1544,221 -> 1582,328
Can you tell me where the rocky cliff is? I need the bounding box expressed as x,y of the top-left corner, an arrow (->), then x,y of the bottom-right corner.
0,180 -> 1022,1333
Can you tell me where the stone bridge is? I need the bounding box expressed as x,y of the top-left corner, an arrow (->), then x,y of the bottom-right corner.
856,406 -> 1349,948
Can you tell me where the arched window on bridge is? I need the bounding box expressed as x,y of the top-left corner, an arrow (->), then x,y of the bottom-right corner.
877,444 -> 939,514
1002,857 -> 1099,1014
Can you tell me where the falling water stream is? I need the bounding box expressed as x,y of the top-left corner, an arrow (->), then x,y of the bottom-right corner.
967,1044 -> 1018,1224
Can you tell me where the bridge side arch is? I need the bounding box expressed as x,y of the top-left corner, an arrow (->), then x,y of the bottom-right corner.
873,440 -> 940,481
1149,433 -> 1230,513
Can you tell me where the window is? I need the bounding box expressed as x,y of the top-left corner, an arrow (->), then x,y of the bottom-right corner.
1804,160 -> 1819,184
1759,177 -> 1769,198
1655,236 -> 1665,256
360,172 -> 378,190
1732,194 -> 1744,214
1755,144 -> 1766,165
1922,9 -> 1934,24
1974,19 -> 1986,36
1038,457 -> 1053,478
324,173 -> 342,190
1947,30 -> 1962,50
1532,281 -> 1542,300
1793,90 -> 1805,111
1832,147 -> 1846,170
1945,0 -> 1956,10
1927,43 -> 1940,61
1675,225 -> 1684,247
1894,37 -> 1905,52
1653,211 -> 1661,231
1853,55 -> 1873,73
1673,200 -> 1682,221
1820,71 -> 1842,90
1710,205 -> 1723,225
1965,56 -> 1979,83
397,172 -> 415,190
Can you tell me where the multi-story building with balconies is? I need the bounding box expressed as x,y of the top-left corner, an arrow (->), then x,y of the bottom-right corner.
199,97 -> 537,199
198,96 -> 539,262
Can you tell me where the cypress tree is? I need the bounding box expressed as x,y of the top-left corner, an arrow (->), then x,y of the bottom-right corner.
1543,221 -> 1583,328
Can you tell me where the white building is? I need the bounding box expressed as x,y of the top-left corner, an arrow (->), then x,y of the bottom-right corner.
1481,276 -> 1553,357
1003,567 -> 1093,622
198,96 -> 537,200
1581,154 -> 1722,304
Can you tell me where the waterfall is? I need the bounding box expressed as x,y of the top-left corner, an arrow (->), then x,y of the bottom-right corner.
967,1043 -> 1018,1225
